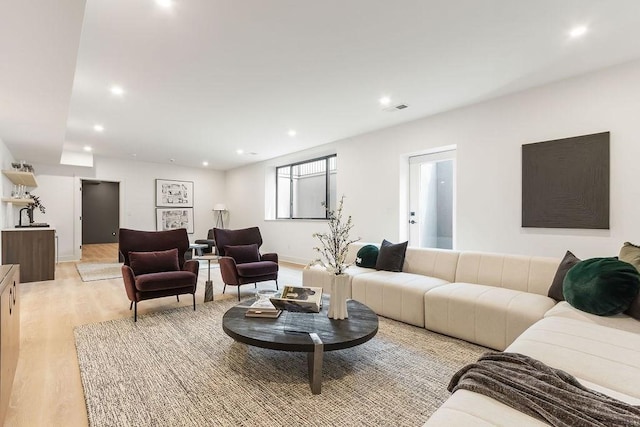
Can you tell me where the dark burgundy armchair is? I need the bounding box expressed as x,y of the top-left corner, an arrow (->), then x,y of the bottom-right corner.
119,228 -> 199,321
213,227 -> 278,300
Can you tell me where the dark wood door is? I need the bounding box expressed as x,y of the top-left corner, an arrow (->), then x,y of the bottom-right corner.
82,180 -> 119,244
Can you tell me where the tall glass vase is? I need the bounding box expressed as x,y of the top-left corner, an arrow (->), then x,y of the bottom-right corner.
327,273 -> 349,320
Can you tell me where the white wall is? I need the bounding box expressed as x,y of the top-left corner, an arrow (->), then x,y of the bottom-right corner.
0,138 -> 16,256
33,156 -> 225,261
227,58 -> 640,262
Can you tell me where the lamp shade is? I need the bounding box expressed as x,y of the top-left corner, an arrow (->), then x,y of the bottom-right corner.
213,203 -> 227,211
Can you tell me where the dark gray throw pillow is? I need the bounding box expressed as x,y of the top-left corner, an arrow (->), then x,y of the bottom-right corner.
375,239 -> 408,272
620,242 -> 640,320
548,250 -> 581,302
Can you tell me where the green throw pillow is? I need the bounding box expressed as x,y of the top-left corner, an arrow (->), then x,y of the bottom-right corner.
563,257 -> 640,316
356,245 -> 379,268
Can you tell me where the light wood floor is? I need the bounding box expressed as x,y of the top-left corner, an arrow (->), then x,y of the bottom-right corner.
5,247 -> 303,426
80,243 -> 119,263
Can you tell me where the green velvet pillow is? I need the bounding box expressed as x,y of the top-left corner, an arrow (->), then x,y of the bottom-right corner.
563,257 -> 640,316
356,245 -> 379,268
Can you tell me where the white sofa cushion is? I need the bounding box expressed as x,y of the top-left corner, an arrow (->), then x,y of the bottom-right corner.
424,283 -> 556,350
454,252 -> 559,296
424,389 -> 548,427
403,247 -> 460,281
352,271 -> 448,327
506,316 -> 640,399
544,301 -> 640,334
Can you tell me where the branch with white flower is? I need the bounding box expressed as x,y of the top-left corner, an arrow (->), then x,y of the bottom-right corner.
310,195 -> 360,275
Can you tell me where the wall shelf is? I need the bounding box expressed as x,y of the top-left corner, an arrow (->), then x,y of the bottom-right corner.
1,198 -> 33,206
1,170 -> 38,187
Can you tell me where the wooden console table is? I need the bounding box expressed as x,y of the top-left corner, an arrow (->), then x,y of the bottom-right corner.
0,265 -> 20,423
2,228 -> 55,282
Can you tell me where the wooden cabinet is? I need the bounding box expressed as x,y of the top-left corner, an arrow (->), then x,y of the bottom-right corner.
0,265 -> 19,423
2,229 -> 55,282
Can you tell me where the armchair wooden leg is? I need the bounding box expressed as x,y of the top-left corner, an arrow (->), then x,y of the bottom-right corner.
237,286 -> 241,301
134,302 -> 138,322
275,280 -> 278,290
223,284 -> 227,294
254,283 -> 257,288
176,295 -> 180,302
193,294 -> 196,311
129,301 -> 133,310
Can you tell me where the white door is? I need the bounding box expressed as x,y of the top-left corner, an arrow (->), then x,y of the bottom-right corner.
408,150 -> 456,249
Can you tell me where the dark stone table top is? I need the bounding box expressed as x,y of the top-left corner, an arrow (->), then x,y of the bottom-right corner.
222,297 -> 379,352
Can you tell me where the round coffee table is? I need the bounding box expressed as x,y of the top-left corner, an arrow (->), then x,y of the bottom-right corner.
222,297 -> 378,394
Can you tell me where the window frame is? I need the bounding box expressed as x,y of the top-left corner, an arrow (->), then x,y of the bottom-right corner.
276,154 -> 337,220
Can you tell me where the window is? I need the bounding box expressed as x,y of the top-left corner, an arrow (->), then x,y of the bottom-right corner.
276,155 -> 337,219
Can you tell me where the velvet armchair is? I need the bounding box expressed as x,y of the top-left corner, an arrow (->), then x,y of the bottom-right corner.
213,227 -> 278,300
119,228 -> 199,321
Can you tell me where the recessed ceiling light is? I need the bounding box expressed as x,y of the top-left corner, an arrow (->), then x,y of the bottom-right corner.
156,0 -> 173,8
83,146 -> 92,152
169,158 -> 175,163
379,96 -> 391,106
288,130 -> 297,137
131,153 -> 137,157
202,161 -> 209,166
569,25 -> 588,38
236,149 -> 244,155
110,85 -> 125,96
93,124 -> 104,132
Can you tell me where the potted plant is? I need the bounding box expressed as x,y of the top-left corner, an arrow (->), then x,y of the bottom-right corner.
311,196 -> 359,319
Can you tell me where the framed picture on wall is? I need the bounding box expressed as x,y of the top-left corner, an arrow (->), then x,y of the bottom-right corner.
156,179 -> 193,207
156,208 -> 194,234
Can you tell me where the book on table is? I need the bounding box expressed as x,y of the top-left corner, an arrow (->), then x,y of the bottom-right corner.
245,298 -> 282,318
269,286 -> 323,313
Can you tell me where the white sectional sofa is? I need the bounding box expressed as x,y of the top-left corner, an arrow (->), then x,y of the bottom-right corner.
303,242 -> 640,425
304,243 -> 558,349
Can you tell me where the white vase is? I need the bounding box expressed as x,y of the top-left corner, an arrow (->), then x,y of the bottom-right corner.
327,273 -> 349,320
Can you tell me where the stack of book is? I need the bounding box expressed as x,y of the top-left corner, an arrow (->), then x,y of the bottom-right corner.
269,286 -> 323,313
245,298 -> 282,318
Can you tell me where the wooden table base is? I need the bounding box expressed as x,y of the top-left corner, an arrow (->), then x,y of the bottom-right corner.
307,333 -> 324,394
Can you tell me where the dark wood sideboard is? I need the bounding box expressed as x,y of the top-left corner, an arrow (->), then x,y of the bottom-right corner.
2,229 -> 55,283
0,265 -> 19,423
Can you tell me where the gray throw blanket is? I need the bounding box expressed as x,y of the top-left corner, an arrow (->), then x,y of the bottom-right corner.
448,352 -> 640,427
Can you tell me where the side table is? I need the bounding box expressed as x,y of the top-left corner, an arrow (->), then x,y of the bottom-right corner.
194,254 -> 219,302
189,243 -> 208,258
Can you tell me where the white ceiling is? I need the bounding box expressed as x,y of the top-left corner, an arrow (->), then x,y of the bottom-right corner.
2,0 -> 640,170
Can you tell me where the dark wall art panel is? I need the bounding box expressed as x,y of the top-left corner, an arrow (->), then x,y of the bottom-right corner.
522,132 -> 610,229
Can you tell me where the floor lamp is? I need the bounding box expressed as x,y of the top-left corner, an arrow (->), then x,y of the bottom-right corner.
213,204 -> 227,229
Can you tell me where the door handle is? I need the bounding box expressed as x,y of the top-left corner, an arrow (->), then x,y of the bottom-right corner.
409,220 -> 416,224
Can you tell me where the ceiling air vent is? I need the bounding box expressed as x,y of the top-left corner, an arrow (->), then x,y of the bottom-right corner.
383,104 -> 409,112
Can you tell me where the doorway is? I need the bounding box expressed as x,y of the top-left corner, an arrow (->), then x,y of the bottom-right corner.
81,180 -> 120,262
408,150 -> 456,249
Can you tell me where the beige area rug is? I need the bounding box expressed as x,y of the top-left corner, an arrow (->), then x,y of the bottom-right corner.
76,262 -> 123,282
74,299 -> 486,426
